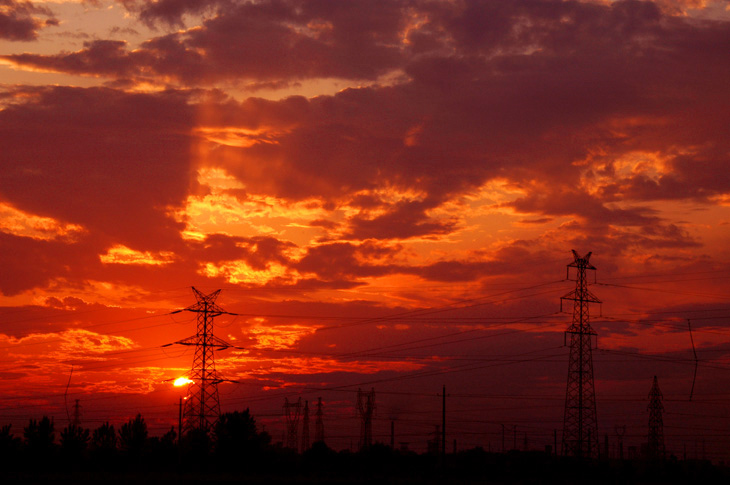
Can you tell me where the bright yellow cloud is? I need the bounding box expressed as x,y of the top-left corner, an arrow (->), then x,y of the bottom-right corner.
246,323 -> 318,350
0,202 -> 85,241
100,245 -> 175,265
176,167 -> 330,243
201,260 -> 294,285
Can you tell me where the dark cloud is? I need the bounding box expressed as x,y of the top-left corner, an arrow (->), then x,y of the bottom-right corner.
118,0 -> 231,27
0,86 -> 195,252
191,234 -> 295,270
1,0 -> 729,295
295,241 -> 402,281
345,200 -> 458,240
0,0 -> 57,41
0,233 -> 97,296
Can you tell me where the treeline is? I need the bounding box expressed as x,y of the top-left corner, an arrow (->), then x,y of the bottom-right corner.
0,409 -> 273,473
1,410 -> 728,484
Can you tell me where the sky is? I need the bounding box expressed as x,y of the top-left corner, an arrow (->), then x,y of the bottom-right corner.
1,0 -> 730,459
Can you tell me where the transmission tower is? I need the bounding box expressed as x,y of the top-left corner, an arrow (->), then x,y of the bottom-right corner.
314,397 -> 325,444
647,375 -> 665,459
284,398 -> 301,451
561,250 -> 601,459
301,400 -> 310,452
357,388 -> 376,450
168,287 -> 236,435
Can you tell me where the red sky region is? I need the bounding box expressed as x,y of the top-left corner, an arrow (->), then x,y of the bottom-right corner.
1,0 -> 730,459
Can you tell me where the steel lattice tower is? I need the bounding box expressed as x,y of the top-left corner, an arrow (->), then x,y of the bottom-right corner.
170,287 -> 235,435
301,400 -> 310,452
357,388 -> 376,450
647,375 -> 665,459
314,397 -> 324,444
284,398 -> 301,451
561,251 -> 601,458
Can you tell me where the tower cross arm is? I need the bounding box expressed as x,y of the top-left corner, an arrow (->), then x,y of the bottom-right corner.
171,334 -> 239,349
561,288 -> 602,304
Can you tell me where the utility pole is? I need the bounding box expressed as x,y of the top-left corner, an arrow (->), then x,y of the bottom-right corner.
166,287 -> 237,436
302,400 -> 310,452
284,398 -> 301,451
647,376 -> 665,459
501,424 -> 505,452
441,385 -> 446,459
71,399 -> 81,428
357,388 -> 376,450
178,396 -> 183,444
561,250 -> 601,458
315,397 -> 324,444
615,425 -> 625,460
390,420 -> 395,448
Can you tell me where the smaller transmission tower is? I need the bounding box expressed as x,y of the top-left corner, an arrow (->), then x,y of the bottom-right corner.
301,400 -> 310,452
315,397 -> 325,444
358,388 -> 376,450
284,398 -> 302,451
168,287 -> 236,435
561,250 -> 601,459
647,375 -> 665,459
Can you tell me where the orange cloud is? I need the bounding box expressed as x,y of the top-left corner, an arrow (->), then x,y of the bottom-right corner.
100,245 -> 176,265
0,202 -> 85,241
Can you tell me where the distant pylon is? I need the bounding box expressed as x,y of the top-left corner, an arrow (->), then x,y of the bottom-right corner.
314,397 -> 325,444
72,399 -> 81,428
168,287 -> 236,435
647,375 -> 665,459
284,397 -> 301,451
561,250 -> 601,458
357,388 -> 376,450
301,400 -> 310,452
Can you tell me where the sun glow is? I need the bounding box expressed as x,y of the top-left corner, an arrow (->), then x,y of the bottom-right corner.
173,377 -> 194,387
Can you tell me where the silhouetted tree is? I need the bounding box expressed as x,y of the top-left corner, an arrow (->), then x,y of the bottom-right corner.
91,421 -> 116,450
180,427 -> 210,469
213,409 -> 270,464
146,426 -> 178,466
60,424 -> 90,458
0,424 -> 20,449
24,416 -> 55,456
161,426 -> 176,446
118,413 -> 147,456
0,424 -> 21,466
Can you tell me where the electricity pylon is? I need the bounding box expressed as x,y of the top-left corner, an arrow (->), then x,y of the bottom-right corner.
167,287 -> 236,435
301,400 -> 310,452
561,251 -> 601,458
284,398 -> 301,451
357,388 -> 376,450
647,375 -> 665,459
315,397 -> 324,444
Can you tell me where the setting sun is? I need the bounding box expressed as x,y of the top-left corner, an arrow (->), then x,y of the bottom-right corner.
173,377 -> 194,387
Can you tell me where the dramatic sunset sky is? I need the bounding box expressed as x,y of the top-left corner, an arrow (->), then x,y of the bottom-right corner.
2,0 -> 730,458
